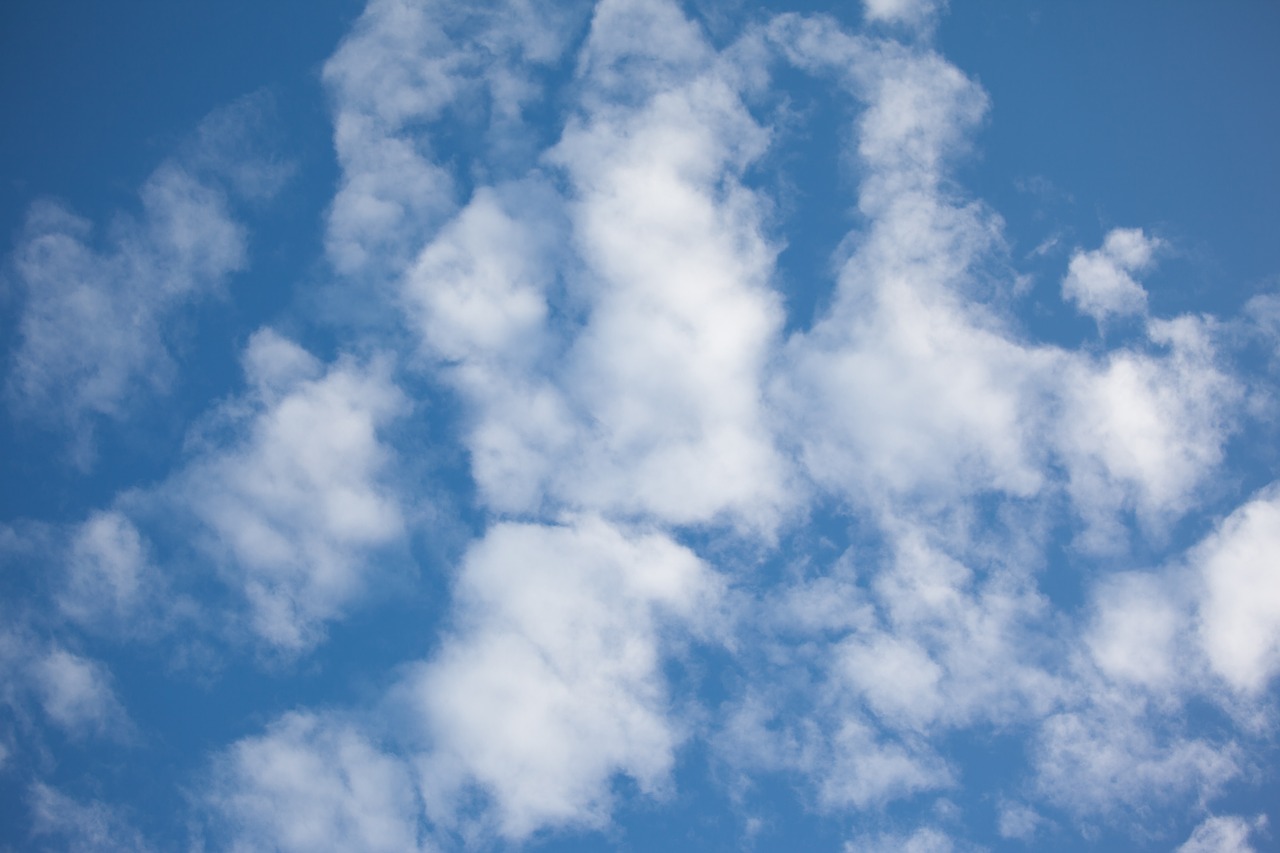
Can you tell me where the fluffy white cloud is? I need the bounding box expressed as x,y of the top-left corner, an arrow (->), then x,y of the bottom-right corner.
1062,227 -> 1160,324
1193,485 -> 1280,693
1055,316 -> 1241,550
178,330 -> 409,651
862,0 -> 947,31
401,516 -> 722,840
207,712 -> 426,853
1085,571 -> 1188,691
322,0 -> 586,279
401,0 -> 794,531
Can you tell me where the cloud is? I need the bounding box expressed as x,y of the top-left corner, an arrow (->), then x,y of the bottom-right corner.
206,712 -> 426,853
4,168 -> 244,462
57,511 -> 159,634
861,0 -> 947,32
28,783 -> 152,853
1054,315 -> 1241,551
995,800 -> 1043,842
1192,485 -> 1280,693
1032,695 -> 1240,819
321,0 -> 587,280
845,825 -> 956,853
175,329 -> 410,652
32,648 -> 130,739
2,96 -> 285,464
1177,814 -> 1268,853
401,0 -> 795,532
401,516 -> 723,840
192,2 -> 1274,845
1062,227 -> 1160,324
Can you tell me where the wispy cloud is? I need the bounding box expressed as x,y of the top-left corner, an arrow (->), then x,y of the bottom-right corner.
3,96 -> 286,466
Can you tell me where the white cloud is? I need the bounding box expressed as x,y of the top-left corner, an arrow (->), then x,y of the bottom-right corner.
818,719 -> 953,809
1055,316 -> 1240,552
400,0 -> 795,532
996,800 -> 1042,842
401,516 -> 722,840
1085,571 -> 1187,691
207,712 -> 426,853
1033,698 -> 1239,818
845,825 -> 955,853
32,648 -> 129,739
5,163 -> 245,462
1062,227 -> 1160,324
178,329 -> 409,652
862,0 -> 947,32
547,32 -> 794,530
322,0 -> 586,279
58,511 -> 156,633
1177,814 -> 1268,853
29,783 -> 152,853
1193,485 -> 1280,693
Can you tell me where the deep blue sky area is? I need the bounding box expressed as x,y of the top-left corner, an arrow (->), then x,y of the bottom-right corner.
2,2 -> 1278,852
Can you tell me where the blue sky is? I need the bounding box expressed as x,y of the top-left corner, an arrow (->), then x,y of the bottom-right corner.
2,1 -> 1279,850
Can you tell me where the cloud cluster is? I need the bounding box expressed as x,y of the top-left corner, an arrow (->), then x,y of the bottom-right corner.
4,0 -> 1277,850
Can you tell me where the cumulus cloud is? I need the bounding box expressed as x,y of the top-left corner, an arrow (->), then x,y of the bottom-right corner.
322,0 -> 587,280
176,329 -> 409,652
402,516 -> 723,839
1062,227 -> 1161,324
206,712 -> 425,853
861,0 -> 947,32
1193,485 -> 1280,693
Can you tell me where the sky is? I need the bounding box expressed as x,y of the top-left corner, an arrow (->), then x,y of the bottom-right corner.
1,0 -> 1279,851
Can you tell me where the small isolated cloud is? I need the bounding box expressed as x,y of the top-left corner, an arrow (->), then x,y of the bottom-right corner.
1062,227 -> 1161,324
